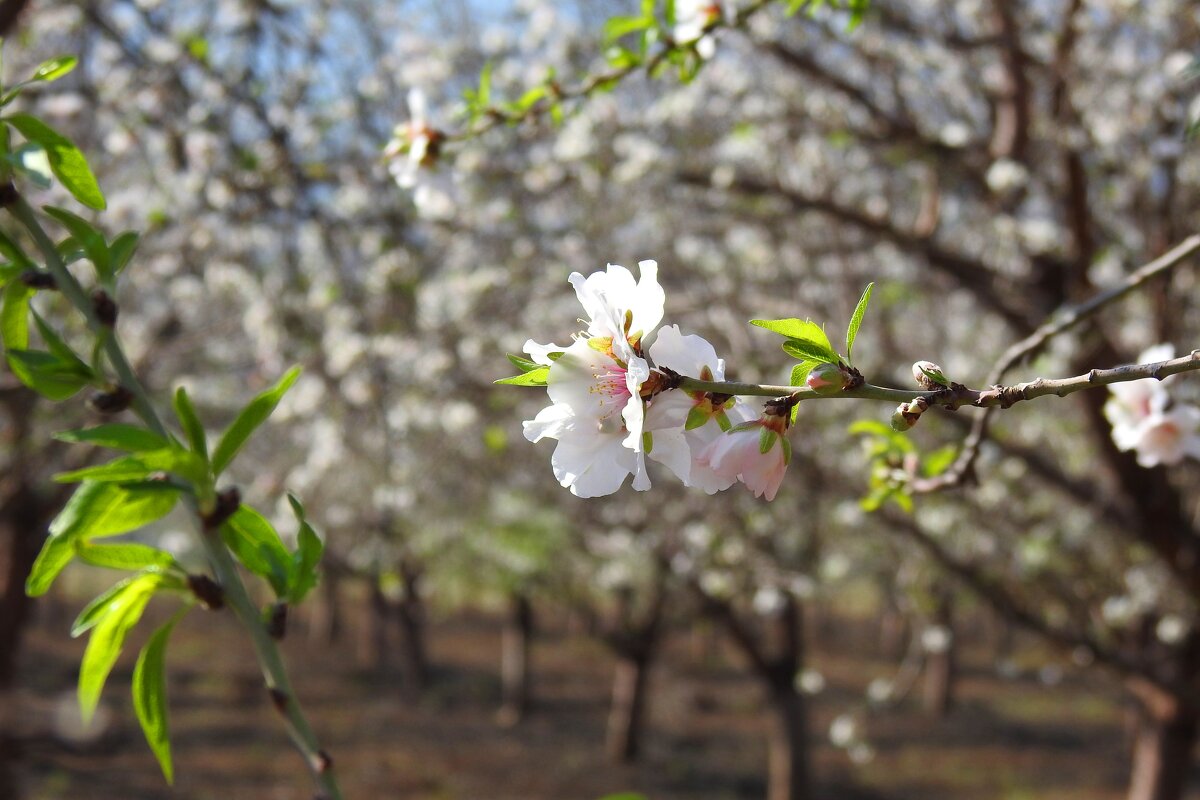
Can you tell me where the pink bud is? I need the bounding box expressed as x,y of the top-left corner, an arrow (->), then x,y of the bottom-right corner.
806,362 -> 847,395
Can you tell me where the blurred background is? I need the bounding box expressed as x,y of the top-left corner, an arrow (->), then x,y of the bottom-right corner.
2,1 -> 1200,798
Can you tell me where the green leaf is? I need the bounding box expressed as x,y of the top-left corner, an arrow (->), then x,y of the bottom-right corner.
54,424 -> 170,452
109,232 -> 139,274
922,445 -> 958,477
0,228 -> 35,270
781,339 -> 840,364
7,114 -> 105,210
495,366 -> 549,386
78,572 -> 160,722
505,353 -> 544,373
172,387 -> 208,461
789,361 -> 816,386
211,366 -> 301,476
72,574 -> 141,637
24,533 -> 75,598
31,309 -> 87,366
752,318 -> 840,363
7,348 -> 93,400
26,481 -> 181,595
286,493 -> 323,604
54,448 -> 207,485
1,280 -> 32,349
31,56 -> 77,83
43,206 -> 111,277
603,14 -> 652,43
134,609 -> 185,784
845,282 -> 873,365
220,505 -> 290,597
75,541 -> 179,573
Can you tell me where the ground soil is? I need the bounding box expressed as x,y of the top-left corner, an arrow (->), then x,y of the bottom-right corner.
5,593 -> 1200,800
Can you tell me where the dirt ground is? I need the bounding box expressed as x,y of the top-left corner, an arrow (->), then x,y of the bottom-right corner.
5,594 -> 1199,800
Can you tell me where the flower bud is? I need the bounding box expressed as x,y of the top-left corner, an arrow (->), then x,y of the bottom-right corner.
806,362 -> 848,394
891,405 -> 914,432
912,361 -> 948,390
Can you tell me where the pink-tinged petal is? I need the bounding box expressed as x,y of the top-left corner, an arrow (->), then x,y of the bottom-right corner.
645,388 -> 693,429
547,339 -> 630,429
739,446 -> 788,501
645,427 -> 693,485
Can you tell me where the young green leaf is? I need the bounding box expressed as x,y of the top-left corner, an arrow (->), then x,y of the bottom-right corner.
109,231 -> 139,274
72,574 -> 142,637
780,339 -> 839,364
54,448 -> 206,485
286,493 -> 324,604
220,505 -> 291,597
42,206 -> 111,277
75,541 -> 180,573
0,228 -> 36,270
172,387 -> 208,460
1,280 -> 32,349
7,348 -> 93,400
133,609 -> 186,785
495,366 -> 549,386
31,55 -> 78,83
7,114 -> 106,210
211,366 -> 301,475
844,282 -> 873,365
78,572 -> 159,722
54,424 -> 170,453
26,481 -> 182,595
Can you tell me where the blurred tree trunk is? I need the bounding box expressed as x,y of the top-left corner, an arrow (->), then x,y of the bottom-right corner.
307,561 -> 343,646
706,589 -> 814,800
921,591 -> 956,717
498,591 -> 534,726
878,598 -> 907,662
603,581 -> 665,764
358,575 -> 390,670
1126,682 -> 1199,800
393,561 -> 430,694
606,648 -> 652,762
765,681 -> 812,800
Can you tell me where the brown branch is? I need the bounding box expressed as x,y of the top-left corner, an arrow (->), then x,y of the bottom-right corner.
915,234 -> 1200,492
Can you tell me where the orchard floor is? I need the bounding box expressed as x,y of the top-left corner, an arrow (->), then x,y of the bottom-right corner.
6,597 -> 1199,800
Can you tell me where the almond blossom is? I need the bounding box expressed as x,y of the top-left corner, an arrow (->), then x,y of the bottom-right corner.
1105,344 -> 1200,468
698,401 -> 794,501
674,0 -> 723,59
384,89 -> 454,219
522,261 -> 664,497
642,324 -> 756,492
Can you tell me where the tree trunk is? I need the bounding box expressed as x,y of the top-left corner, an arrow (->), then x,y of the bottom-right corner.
878,603 -> 907,662
498,592 -> 534,726
307,565 -> 342,646
1127,688 -> 1199,800
606,651 -> 650,763
766,683 -> 814,800
0,479 -> 50,690
357,577 -> 390,670
393,571 -> 430,694
922,592 -> 956,717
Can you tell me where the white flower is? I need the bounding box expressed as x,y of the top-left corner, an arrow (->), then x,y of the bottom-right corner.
674,0 -> 723,59
697,403 -> 793,501
385,89 -> 455,218
1105,344 -> 1200,467
522,261 -> 665,497
641,324 -> 756,492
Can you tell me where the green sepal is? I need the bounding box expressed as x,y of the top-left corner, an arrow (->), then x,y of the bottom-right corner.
715,410 -> 733,432
684,404 -> 709,431
759,427 -> 777,454
780,436 -> 793,466
642,431 -> 653,454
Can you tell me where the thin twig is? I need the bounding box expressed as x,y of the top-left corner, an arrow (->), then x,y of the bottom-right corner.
9,197 -> 344,800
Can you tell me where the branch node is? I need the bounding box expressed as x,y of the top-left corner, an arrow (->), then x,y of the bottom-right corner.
186,574 -> 225,610
269,687 -> 289,714
87,386 -> 134,414
201,486 -> 241,530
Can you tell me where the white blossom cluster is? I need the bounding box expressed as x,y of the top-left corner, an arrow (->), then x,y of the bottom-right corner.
522,260 -> 793,499
1104,344 -> 1200,467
